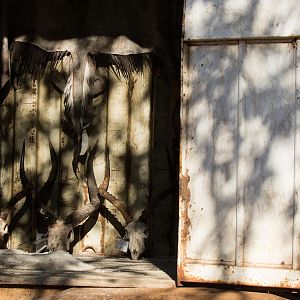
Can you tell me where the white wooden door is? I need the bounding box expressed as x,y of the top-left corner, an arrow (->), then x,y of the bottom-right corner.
178,0 -> 300,288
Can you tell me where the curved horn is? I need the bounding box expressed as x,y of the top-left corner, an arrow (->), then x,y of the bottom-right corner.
87,141 -> 100,206
98,190 -> 133,224
0,80 -> 10,105
138,146 -> 178,224
35,140 -> 59,206
35,141 -> 59,231
64,141 -> 100,227
97,147 -> 133,224
99,146 -> 110,191
1,141 -> 33,220
20,140 -> 33,191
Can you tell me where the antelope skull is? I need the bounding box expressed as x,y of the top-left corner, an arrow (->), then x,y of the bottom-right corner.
124,221 -> 149,260
36,142 -> 102,252
97,185 -> 149,260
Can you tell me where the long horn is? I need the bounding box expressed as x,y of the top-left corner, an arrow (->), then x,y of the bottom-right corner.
64,141 -> 101,227
1,141 -> 33,220
0,80 -> 10,105
98,190 -> 133,224
35,140 -> 59,207
99,146 -> 110,191
97,147 -> 133,224
98,148 -> 133,224
20,140 -> 33,191
34,141 -> 59,232
138,146 -> 178,224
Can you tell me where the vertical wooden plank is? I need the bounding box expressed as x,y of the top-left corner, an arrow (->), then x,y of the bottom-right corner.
185,44 -> 238,264
293,40 -> 300,270
128,63 -> 152,219
105,68 -> 130,256
0,85 -> 14,243
241,43 -> 295,267
11,79 -> 37,251
58,59 -> 83,254
0,1 -> 12,244
177,43 -> 190,282
236,41 -> 246,267
79,67 -> 108,255
37,65 -> 61,213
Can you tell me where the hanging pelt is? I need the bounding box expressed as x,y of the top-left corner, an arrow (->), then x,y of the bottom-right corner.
91,52 -> 152,79
10,41 -> 70,89
8,40 -> 152,177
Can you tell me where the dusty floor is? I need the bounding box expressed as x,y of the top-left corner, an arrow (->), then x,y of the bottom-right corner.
0,287 -> 299,300
0,252 -> 299,299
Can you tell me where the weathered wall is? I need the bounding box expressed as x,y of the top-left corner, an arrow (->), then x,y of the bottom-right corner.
0,60 -> 152,255
178,0 -> 300,288
0,0 -> 183,257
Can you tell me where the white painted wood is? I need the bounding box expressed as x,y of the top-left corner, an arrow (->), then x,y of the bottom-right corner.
183,263 -> 300,288
184,0 -> 300,41
240,43 -> 295,267
184,45 -> 238,264
294,40 -> 300,270
179,41 -> 299,287
236,41 -> 246,267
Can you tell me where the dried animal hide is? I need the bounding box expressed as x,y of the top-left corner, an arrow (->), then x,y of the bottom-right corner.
9,39 -> 151,175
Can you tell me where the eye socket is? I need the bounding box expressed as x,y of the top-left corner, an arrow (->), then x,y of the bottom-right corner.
68,230 -> 74,242
90,77 -> 106,98
143,228 -> 149,238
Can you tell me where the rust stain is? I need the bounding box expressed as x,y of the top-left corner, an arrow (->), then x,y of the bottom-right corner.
180,274 -> 300,289
180,266 -> 300,289
177,169 -> 191,285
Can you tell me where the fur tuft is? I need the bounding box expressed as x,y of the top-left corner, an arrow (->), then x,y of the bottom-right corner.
10,41 -> 70,81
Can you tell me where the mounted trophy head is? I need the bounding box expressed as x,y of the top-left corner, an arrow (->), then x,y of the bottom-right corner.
32,142 -> 102,252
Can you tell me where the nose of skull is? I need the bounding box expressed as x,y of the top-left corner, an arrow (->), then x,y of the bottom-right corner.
130,249 -> 140,260
126,221 -> 148,260
47,221 -> 74,252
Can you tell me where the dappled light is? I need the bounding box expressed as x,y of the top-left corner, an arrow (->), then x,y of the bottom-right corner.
178,0 -> 300,289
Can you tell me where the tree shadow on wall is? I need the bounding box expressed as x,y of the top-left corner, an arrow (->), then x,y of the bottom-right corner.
180,0 -> 300,292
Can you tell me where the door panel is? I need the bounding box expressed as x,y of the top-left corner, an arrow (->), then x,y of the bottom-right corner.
178,41 -> 300,287
240,43 -> 295,267
186,45 -> 238,264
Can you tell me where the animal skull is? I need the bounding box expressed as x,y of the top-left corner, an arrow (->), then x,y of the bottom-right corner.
124,221 -> 149,260
47,220 -> 74,252
36,142 -> 102,252
0,218 -> 8,244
